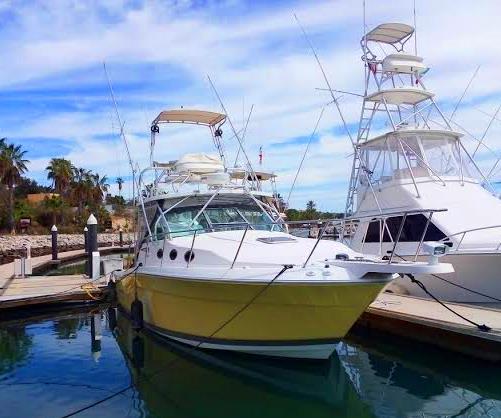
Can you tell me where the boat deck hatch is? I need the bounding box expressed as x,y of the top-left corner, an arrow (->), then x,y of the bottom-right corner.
256,237 -> 297,244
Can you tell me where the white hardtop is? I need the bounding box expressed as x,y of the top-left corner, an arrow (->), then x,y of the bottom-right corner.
365,88 -> 434,105
361,129 -> 463,147
152,109 -> 226,127
363,23 -> 414,45
142,188 -> 275,204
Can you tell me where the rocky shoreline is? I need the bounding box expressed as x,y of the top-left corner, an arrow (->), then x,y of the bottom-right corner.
0,233 -> 134,264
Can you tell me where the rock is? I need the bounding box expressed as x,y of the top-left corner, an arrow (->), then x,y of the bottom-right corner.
0,233 -> 134,265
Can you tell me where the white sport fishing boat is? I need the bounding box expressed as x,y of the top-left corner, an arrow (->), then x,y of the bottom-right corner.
114,108 -> 453,359
339,23 -> 501,303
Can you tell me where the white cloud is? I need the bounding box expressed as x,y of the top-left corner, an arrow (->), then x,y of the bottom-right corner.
0,0 -> 500,211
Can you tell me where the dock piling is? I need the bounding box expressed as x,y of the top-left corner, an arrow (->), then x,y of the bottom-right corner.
119,227 -> 123,248
84,226 -> 89,254
87,214 -> 98,277
51,225 -> 58,261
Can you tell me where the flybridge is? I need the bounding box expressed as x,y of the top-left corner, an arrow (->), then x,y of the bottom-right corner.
343,21 -> 494,216
142,109 -> 279,202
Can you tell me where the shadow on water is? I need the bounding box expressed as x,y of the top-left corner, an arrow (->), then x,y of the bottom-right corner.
0,306 -> 500,418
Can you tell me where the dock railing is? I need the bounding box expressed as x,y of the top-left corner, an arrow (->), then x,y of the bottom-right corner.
138,208 -> 447,269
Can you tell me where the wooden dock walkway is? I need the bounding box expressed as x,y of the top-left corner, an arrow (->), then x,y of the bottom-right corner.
355,292 -> 501,362
0,247 -> 123,310
0,274 -> 109,309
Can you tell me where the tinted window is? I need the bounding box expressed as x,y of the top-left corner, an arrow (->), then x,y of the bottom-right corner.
365,214 -> 446,243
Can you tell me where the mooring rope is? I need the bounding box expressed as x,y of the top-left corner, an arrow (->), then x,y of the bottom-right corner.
391,251 -> 501,303
406,274 -> 491,332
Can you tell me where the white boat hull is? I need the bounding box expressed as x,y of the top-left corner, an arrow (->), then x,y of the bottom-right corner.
149,325 -> 338,360
386,252 -> 501,303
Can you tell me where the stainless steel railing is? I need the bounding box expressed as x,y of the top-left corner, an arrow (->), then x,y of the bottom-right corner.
439,224 -> 501,252
138,208 -> 447,269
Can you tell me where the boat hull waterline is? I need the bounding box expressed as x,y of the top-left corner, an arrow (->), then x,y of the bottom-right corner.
116,273 -> 389,359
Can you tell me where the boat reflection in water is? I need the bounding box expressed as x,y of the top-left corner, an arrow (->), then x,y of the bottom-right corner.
113,308 -> 501,418
0,308 -> 500,418
113,309 -> 372,418
336,339 -> 501,418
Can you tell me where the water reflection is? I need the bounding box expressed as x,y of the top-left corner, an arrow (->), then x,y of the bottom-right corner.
0,327 -> 32,374
113,309 -> 373,418
0,307 -> 500,418
53,317 -> 83,340
337,340 -> 501,418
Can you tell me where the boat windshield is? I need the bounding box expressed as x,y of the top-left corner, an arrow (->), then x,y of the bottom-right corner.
153,203 -> 282,240
360,132 -> 471,185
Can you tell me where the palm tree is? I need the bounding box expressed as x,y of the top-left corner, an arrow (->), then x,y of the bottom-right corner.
0,142 -> 29,233
46,158 -> 74,196
116,177 -> 124,197
72,167 -> 92,218
306,200 -> 316,212
92,173 -> 109,203
43,196 -> 64,225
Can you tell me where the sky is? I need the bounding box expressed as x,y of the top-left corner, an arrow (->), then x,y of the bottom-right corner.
0,0 -> 500,211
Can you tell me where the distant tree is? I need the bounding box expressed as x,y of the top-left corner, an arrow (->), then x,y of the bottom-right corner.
306,200 -> 316,212
93,174 -> 110,203
43,196 -> 64,225
71,167 -> 93,217
46,158 -> 74,196
285,208 -> 301,221
116,177 -> 124,197
0,141 -> 29,234
106,195 -> 125,206
14,177 -> 51,198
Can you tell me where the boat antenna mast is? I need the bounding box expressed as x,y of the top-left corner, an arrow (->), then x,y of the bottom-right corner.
207,75 -> 262,189
233,104 -> 254,168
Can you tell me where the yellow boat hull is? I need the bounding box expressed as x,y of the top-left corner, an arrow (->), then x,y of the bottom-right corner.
116,273 -> 386,359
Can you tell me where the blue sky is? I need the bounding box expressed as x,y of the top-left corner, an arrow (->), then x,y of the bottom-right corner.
0,0 -> 500,210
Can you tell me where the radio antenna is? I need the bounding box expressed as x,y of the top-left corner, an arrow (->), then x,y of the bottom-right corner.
234,104 -> 254,167
449,65 -> 481,123
207,76 -> 260,186
286,106 -> 325,207
413,0 -> 418,55
294,13 -> 355,147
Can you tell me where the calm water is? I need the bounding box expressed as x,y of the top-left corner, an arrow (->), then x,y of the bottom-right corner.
35,253 -> 128,276
1,307 -> 500,418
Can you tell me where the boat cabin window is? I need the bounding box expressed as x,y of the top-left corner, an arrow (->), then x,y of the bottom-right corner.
165,208 -> 210,238
151,202 -> 281,240
420,136 -> 468,177
205,207 -> 245,226
360,133 -> 470,185
364,214 -> 446,243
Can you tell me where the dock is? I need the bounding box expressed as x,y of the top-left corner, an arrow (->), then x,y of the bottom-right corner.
0,247 -> 122,310
354,292 -> 501,362
0,274 -> 109,309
